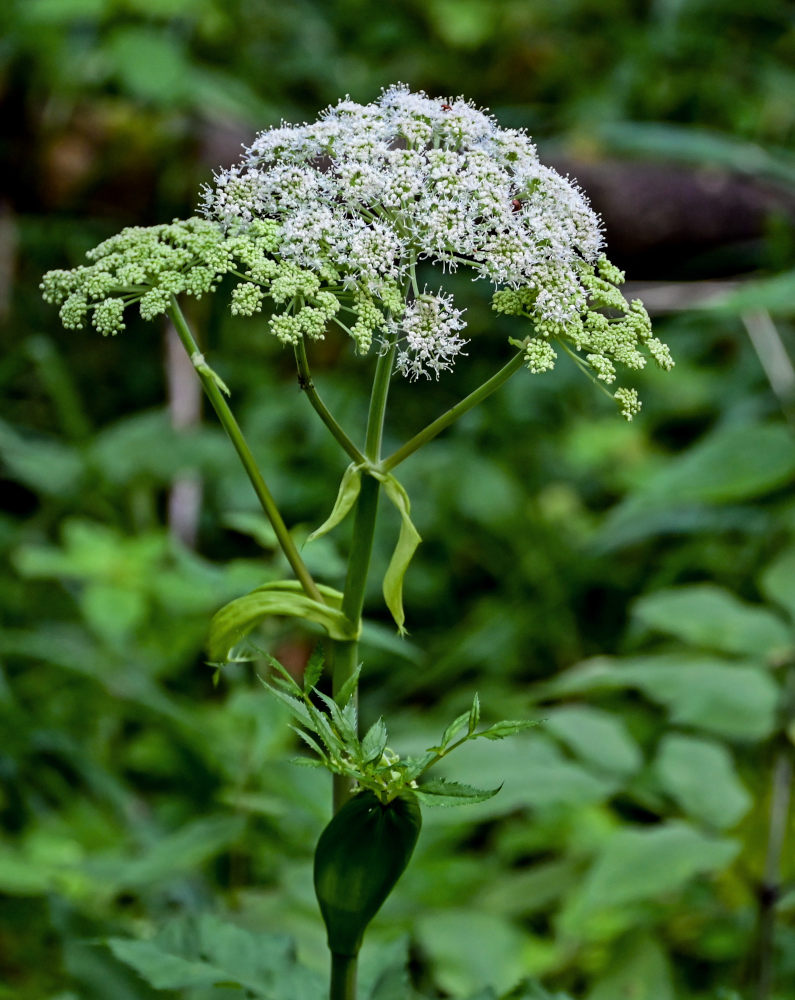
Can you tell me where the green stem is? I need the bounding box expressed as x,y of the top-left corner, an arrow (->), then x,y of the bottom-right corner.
330,953 -> 357,1000
168,297 -> 324,604
294,340 -> 366,464
381,349 -> 526,472
332,342 -> 397,810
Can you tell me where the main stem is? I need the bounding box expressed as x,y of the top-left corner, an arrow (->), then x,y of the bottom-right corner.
330,954 -> 357,1000
332,343 -> 396,811
168,298 -> 323,603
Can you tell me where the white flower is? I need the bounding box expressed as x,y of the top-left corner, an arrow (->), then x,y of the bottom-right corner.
393,292 -> 467,381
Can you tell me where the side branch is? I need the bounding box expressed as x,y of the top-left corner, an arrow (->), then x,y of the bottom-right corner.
168,297 -> 324,604
294,340 -> 367,464
381,348 -> 526,472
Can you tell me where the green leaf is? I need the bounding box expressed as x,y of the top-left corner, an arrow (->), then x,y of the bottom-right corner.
85,816 -> 245,892
439,710 -> 471,750
402,751 -> 438,781
543,654 -> 779,741
378,472 -> 422,634
468,692 -> 481,734
654,734 -> 751,829
760,547 -> 795,626
0,418 -> 84,498
335,665 -> 362,708
474,719 -> 541,740
415,777 -> 501,807
545,705 -> 643,777
303,645 -> 325,693
562,822 -> 739,929
632,584 -> 792,660
587,933 -> 674,1000
414,910 -> 527,996
260,679 -> 315,730
361,718 -> 389,763
308,462 -> 362,541
290,726 -> 329,763
108,913 -> 325,997
208,580 -> 359,660
600,424 -> 795,546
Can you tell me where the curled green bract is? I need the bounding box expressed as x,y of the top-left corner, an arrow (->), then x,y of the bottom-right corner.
208,580 -> 359,662
309,463 -> 421,633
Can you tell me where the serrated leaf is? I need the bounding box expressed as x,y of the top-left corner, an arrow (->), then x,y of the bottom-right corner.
303,700 -> 345,757
260,679 -> 315,730
303,644 -> 325,692
108,913 -> 325,998
341,696 -> 358,734
290,726 -> 328,763
439,710 -> 471,750
361,718 -> 389,763
335,665 -> 362,708
474,720 -> 540,741
308,462 -> 363,541
313,688 -> 357,745
265,653 -> 303,693
378,472 -> 422,634
289,755 -> 324,768
415,778 -> 501,807
208,580 -> 359,661
468,693 -> 481,735
402,752 -> 437,781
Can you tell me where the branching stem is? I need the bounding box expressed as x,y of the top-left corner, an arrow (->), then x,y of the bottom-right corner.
168,297 -> 323,604
381,349 -> 526,471
294,340 -> 366,464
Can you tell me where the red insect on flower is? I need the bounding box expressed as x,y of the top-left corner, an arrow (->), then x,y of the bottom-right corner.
440,103 -> 452,111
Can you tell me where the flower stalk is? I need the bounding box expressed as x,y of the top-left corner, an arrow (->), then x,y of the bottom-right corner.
168,297 -> 323,604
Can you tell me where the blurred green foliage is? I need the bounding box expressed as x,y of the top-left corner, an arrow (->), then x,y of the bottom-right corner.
2,0 -> 795,998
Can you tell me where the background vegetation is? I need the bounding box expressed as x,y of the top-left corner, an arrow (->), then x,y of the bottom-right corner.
2,1 -> 795,997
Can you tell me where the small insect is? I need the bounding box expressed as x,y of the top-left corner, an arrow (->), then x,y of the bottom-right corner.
440,102 -> 452,111
511,198 -> 523,212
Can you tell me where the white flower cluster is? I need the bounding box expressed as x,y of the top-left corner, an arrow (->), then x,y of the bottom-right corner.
202,84 -> 602,304
394,292 -> 467,381
200,84 -> 672,414
43,85 -> 672,418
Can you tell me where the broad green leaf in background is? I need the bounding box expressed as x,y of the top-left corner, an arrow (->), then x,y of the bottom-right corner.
543,654 -> 779,741
415,910 -> 528,996
545,705 -> 643,777
632,584 -> 792,660
760,547 -> 795,626
0,417 -> 84,497
653,733 -> 751,830
84,816 -> 245,893
587,933 -> 674,1000
428,734 -> 619,822
599,423 -> 795,546
108,913 -> 325,997
562,822 -> 739,931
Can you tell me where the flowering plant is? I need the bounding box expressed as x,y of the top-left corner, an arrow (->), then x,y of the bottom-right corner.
42,85 -> 673,1000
